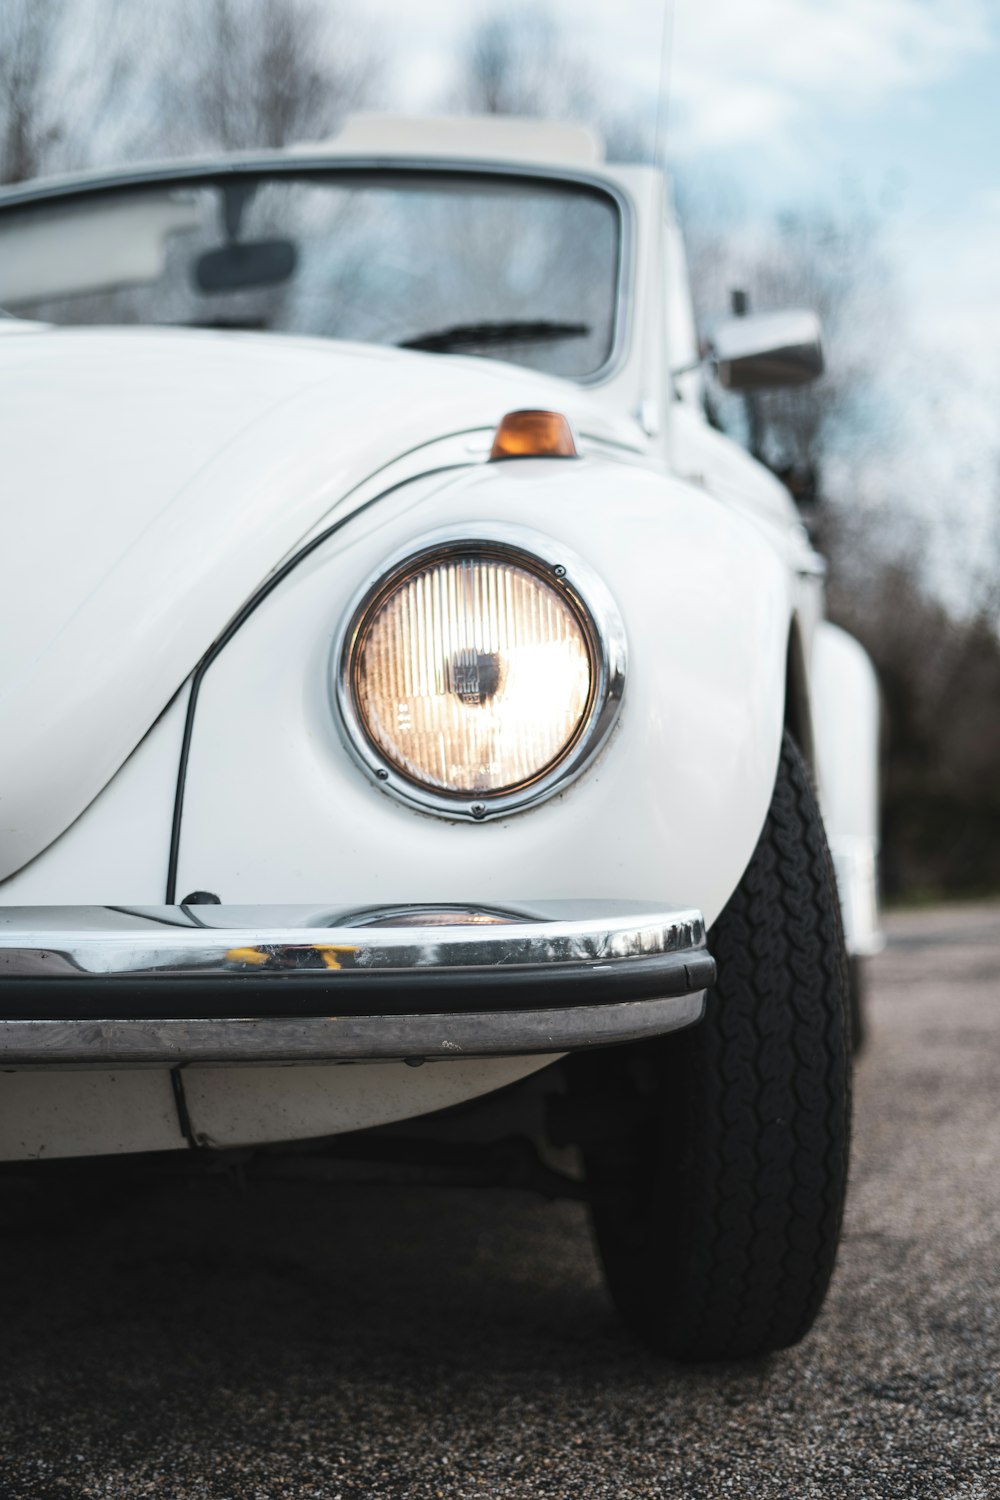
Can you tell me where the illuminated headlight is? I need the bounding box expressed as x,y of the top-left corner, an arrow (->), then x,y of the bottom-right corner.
335,530 -> 626,819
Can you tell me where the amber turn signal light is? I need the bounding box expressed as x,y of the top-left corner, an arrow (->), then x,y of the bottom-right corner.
489,409 -> 578,461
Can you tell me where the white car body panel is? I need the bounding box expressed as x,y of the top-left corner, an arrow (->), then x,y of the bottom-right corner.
0,689 -> 190,903
175,458 -> 790,930
3,453 -> 792,926
0,330 -> 639,881
0,1068 -> 185,1161
0,1056 -> 556,1161
178,1056 -> 557,1152
0,126 -> 881,1161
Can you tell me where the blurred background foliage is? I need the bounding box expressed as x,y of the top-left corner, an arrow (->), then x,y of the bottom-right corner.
3,0 -> 998,900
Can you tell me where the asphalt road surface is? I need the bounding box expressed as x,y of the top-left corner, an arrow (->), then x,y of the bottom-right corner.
2,902 -> 998,1499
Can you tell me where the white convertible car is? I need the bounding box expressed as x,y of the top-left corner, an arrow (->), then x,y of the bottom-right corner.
0,115 -> 880,1360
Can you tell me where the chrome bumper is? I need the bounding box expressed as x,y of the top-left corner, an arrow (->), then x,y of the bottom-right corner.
0,902 -> 713,1065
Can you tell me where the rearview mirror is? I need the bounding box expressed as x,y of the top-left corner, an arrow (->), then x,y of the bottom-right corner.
711,309 -> 824,391
194,238 -> 297,295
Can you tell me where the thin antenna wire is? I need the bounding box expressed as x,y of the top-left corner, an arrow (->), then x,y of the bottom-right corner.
653,0 -> 675,172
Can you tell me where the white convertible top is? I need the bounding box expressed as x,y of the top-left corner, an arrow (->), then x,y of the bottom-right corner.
0,114 -> 622,214
297,112 -> 605,167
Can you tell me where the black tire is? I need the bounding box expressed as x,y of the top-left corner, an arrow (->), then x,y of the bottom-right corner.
575,734 -> 852,1361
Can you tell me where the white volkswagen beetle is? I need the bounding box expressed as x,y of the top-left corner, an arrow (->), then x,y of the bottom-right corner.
0,115 -> 880,1361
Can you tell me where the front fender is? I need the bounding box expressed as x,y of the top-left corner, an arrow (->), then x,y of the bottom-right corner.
171,457 -> 792,927
811,621 -> 883,955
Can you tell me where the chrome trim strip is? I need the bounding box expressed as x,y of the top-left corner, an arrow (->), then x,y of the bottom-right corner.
0,992 -> 705,1065
0,901 -> 701,978
0,902 -> 710,1059
332,526 -> 628,822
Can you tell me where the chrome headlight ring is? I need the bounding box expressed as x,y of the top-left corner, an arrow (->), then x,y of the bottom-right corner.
332,523 -> 627,821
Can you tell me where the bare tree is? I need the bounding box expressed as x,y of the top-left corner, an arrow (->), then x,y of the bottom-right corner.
0,0 -> 159,184
825,516 -> 1000,897
165,0 -> 382,153
449,4 -> 596,121
0,0 -> 69,182
0,0 -> 386,183
447,4 -> 661,162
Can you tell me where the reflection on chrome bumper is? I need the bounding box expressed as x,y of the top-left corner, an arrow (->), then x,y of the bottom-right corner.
0,902 -> 713,1064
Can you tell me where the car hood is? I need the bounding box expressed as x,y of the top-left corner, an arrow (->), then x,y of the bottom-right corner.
0,325 -> 638,881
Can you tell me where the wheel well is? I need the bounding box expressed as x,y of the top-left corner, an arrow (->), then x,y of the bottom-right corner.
785,620 -> 815,771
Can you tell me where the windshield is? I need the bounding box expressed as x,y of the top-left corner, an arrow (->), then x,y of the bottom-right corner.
0,168 -> 622,381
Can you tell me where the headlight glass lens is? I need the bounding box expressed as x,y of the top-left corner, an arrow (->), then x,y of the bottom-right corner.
349,550 -> 596,796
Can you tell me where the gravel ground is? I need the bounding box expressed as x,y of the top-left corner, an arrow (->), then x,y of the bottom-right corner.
1,901 -> 998,1499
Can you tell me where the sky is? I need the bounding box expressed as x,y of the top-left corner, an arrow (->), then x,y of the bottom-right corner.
655,0 -> 1000,371
371,0 -> 999,367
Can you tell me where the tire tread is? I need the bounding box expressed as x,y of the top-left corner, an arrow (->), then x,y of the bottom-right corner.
586,734 -> 852,1360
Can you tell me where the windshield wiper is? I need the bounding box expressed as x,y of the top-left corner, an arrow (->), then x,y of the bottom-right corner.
399,319 -> 590,354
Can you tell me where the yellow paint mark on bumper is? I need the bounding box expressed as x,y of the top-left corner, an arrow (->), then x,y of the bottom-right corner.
225,946 -> 270,967
223,944 -> 358,970
312,945 -> 358,970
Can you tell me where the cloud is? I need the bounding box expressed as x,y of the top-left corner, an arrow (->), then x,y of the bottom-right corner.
634,0 -> 996,153
367,1 -> 996,157
902,185 -> 1000,377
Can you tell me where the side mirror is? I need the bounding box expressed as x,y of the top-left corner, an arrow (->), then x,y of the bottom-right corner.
710,309 -> 824,391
